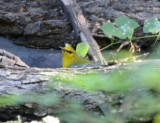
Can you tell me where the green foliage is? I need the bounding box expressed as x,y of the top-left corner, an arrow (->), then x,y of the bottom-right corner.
0,95 -> 18,106
143,17 -> 160,34
101,22 -> 121,39
100,16 -> 160,53
101,16 -> 139,40
76,43 -> 89,58
101,16 -> 160,40
0,93 -> 60,107
115,16 -> 139,30
52,63 -> 160,92
51,61 -> 160,122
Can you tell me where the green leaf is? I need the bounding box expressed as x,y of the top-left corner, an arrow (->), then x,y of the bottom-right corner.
143,17 -> 160,34
101,16 -> 139,40
76,43 -> 89,58
118,25 -> 134,39
101,22 -> 117,38
100,22 -> 125,39
115,16 -> 139,39
115,16 -> 139,29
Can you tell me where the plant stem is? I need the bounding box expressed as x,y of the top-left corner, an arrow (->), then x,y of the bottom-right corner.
132,34 -> 158,40
152,32 -> 160,46
101,41 -> 124,51
101,34 -> 159,51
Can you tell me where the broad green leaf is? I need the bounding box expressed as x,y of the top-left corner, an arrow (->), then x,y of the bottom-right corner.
115,16 -> 139,39
101,22 -> 123,39
143,17 -> 160,34
118,25 -> 134,39
101,16 -> 139,40
115,16 -> 139,29
101,22 -> 117,38
76,43 -> 89,58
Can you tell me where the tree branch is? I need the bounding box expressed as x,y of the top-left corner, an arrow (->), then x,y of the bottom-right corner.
61,0 -> 107,64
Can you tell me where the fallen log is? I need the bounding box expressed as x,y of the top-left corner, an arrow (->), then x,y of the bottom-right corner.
0,59 -> 160,122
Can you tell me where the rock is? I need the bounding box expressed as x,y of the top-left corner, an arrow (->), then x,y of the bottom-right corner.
0,0 -> 74,48
23,19 -> 72,48
0,11 -> 24,35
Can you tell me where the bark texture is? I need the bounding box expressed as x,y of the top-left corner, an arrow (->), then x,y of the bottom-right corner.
0,0 -> 159,48
0,60 -> 159,122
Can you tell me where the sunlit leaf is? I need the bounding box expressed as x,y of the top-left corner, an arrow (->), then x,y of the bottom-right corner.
118,26 -> 134,39
143,17 -> 160,34
76,43 -> 89,58
101,16 -> 139,40
115,16 -> 139,39
115,16 -> 139,29
101,22 -> 128,39
101,22 -> 118,38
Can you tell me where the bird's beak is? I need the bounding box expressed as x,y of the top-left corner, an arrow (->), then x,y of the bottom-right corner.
59,46 -> 65,50
59,46 -> 73,54
59,46 -> 69,52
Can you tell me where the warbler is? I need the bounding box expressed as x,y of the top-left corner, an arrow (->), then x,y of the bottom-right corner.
60,43 -> 90,68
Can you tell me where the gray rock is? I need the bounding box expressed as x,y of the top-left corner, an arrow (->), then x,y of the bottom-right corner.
0,0 -> 74,48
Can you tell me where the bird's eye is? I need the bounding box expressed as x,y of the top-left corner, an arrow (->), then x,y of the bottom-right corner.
63,49 -> 74,54
67,51 -> 73,54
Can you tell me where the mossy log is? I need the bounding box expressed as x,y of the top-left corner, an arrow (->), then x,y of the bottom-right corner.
0,60 -> 159,122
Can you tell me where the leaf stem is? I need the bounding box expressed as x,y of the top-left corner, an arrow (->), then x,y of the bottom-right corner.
152,32 -> 160,46
101,41 -> 124,51
132,34 -> 158,40
101,34 -> 159,51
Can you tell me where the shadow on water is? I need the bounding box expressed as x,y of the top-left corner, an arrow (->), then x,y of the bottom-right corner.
0,36 -> 62,68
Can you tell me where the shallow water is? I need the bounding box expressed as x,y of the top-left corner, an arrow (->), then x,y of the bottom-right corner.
0,36 -> 62,68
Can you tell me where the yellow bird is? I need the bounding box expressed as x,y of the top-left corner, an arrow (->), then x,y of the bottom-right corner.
61,43 -> 90,68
